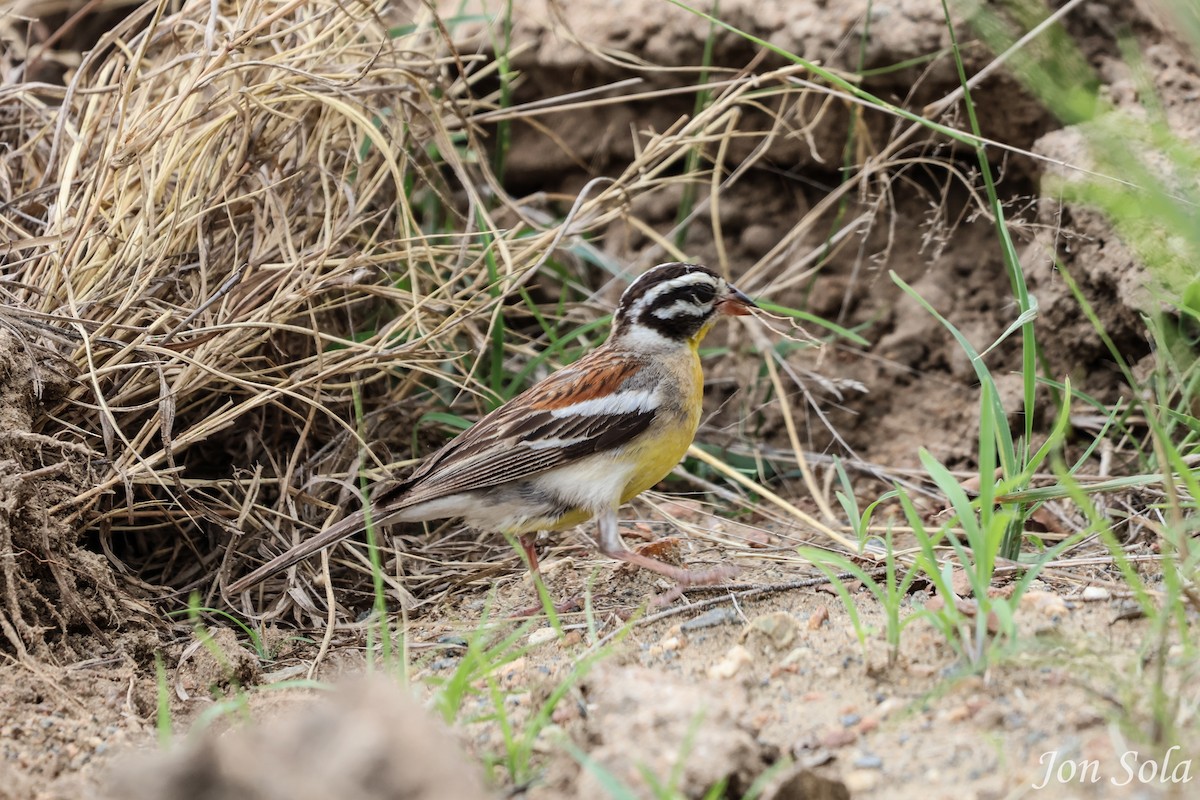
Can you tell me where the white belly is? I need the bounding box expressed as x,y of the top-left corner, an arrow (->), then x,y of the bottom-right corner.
392,453 -> 636,534
527,452 -> 637,513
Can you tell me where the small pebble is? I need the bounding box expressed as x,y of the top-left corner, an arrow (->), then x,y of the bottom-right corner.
818,727 -> 857,749
807,606 -> 830,630
527,627 -> 558,647
744,611 -> 799,651
779,647 -> 806,668
840,713 -> 861,728
854,753 -> 884,769
1082,586 -> 1111,601
844,768 -> 880,792
1020,590 -> 1069,618
796,749 -> 835,768
681,607 -> 739,631
874,697 -> 904,720
707,644 -> 753,679
653,635 -> 683,653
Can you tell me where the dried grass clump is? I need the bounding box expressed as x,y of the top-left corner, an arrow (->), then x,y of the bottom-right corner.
0,0 -> 833,645
2,0 -> 520,643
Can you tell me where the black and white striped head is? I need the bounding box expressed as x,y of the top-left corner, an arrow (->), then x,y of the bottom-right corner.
612,263 -> 757,347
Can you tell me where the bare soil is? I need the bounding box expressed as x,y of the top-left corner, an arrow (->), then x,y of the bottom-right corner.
2,1 -> 1197,799
3,553 -> 1175,800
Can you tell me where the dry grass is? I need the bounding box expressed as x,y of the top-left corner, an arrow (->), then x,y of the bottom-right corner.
0,0 -> 859,645
1,0 -> 1173,662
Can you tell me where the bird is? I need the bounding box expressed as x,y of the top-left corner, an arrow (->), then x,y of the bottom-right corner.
226,262 -> 758,596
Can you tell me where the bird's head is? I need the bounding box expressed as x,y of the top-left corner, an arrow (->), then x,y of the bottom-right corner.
611,262 -> 757,348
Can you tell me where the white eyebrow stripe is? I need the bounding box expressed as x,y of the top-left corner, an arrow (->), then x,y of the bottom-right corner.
630,271 -> 720,315
548,389 -> 658,418
651,299 -> 707,319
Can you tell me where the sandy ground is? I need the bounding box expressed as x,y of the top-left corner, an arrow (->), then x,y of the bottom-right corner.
1,540 -> 1191,800
2,0 -> 1198,798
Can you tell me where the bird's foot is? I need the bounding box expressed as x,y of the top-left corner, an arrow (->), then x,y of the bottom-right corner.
606,545 -> 740,587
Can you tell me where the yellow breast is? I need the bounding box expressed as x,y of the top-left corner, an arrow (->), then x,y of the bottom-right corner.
619,344 -> 704,503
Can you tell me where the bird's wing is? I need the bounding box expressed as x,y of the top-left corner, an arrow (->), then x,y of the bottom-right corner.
375,349 -> 657,509
226,350 -> 658,595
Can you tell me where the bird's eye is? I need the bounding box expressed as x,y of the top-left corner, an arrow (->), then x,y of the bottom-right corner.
692,284 -> 717,304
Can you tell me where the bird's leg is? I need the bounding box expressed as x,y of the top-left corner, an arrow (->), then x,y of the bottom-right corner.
596,508 -> 737,586
519,533 -> 541,575
511,531 -> 581,618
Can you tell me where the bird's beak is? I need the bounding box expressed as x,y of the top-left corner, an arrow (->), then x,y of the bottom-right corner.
717,285 -> 758,316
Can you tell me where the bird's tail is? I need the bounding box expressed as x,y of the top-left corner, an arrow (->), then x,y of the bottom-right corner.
225,508 -> 371,595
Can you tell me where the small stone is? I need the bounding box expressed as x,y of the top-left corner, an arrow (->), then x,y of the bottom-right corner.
874,697 -> 904,720
854,753 -> 883,769
1082,586 -> 1111,601
840,713 -> 861,728
807,606 -> 830,630
682,607 -> 739,631
1112,600 -> 1145,622
649,635 -> 685,657
527,627 -> 558,647
856,716 -> 880,734
1020,590 -> 1069,618
795,749 -> 836,769
744,612 -> 799,651
844,768 -> 880,792
818,727 -> 857,749
780,648 -> 806,668
707,644 -> 753,679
